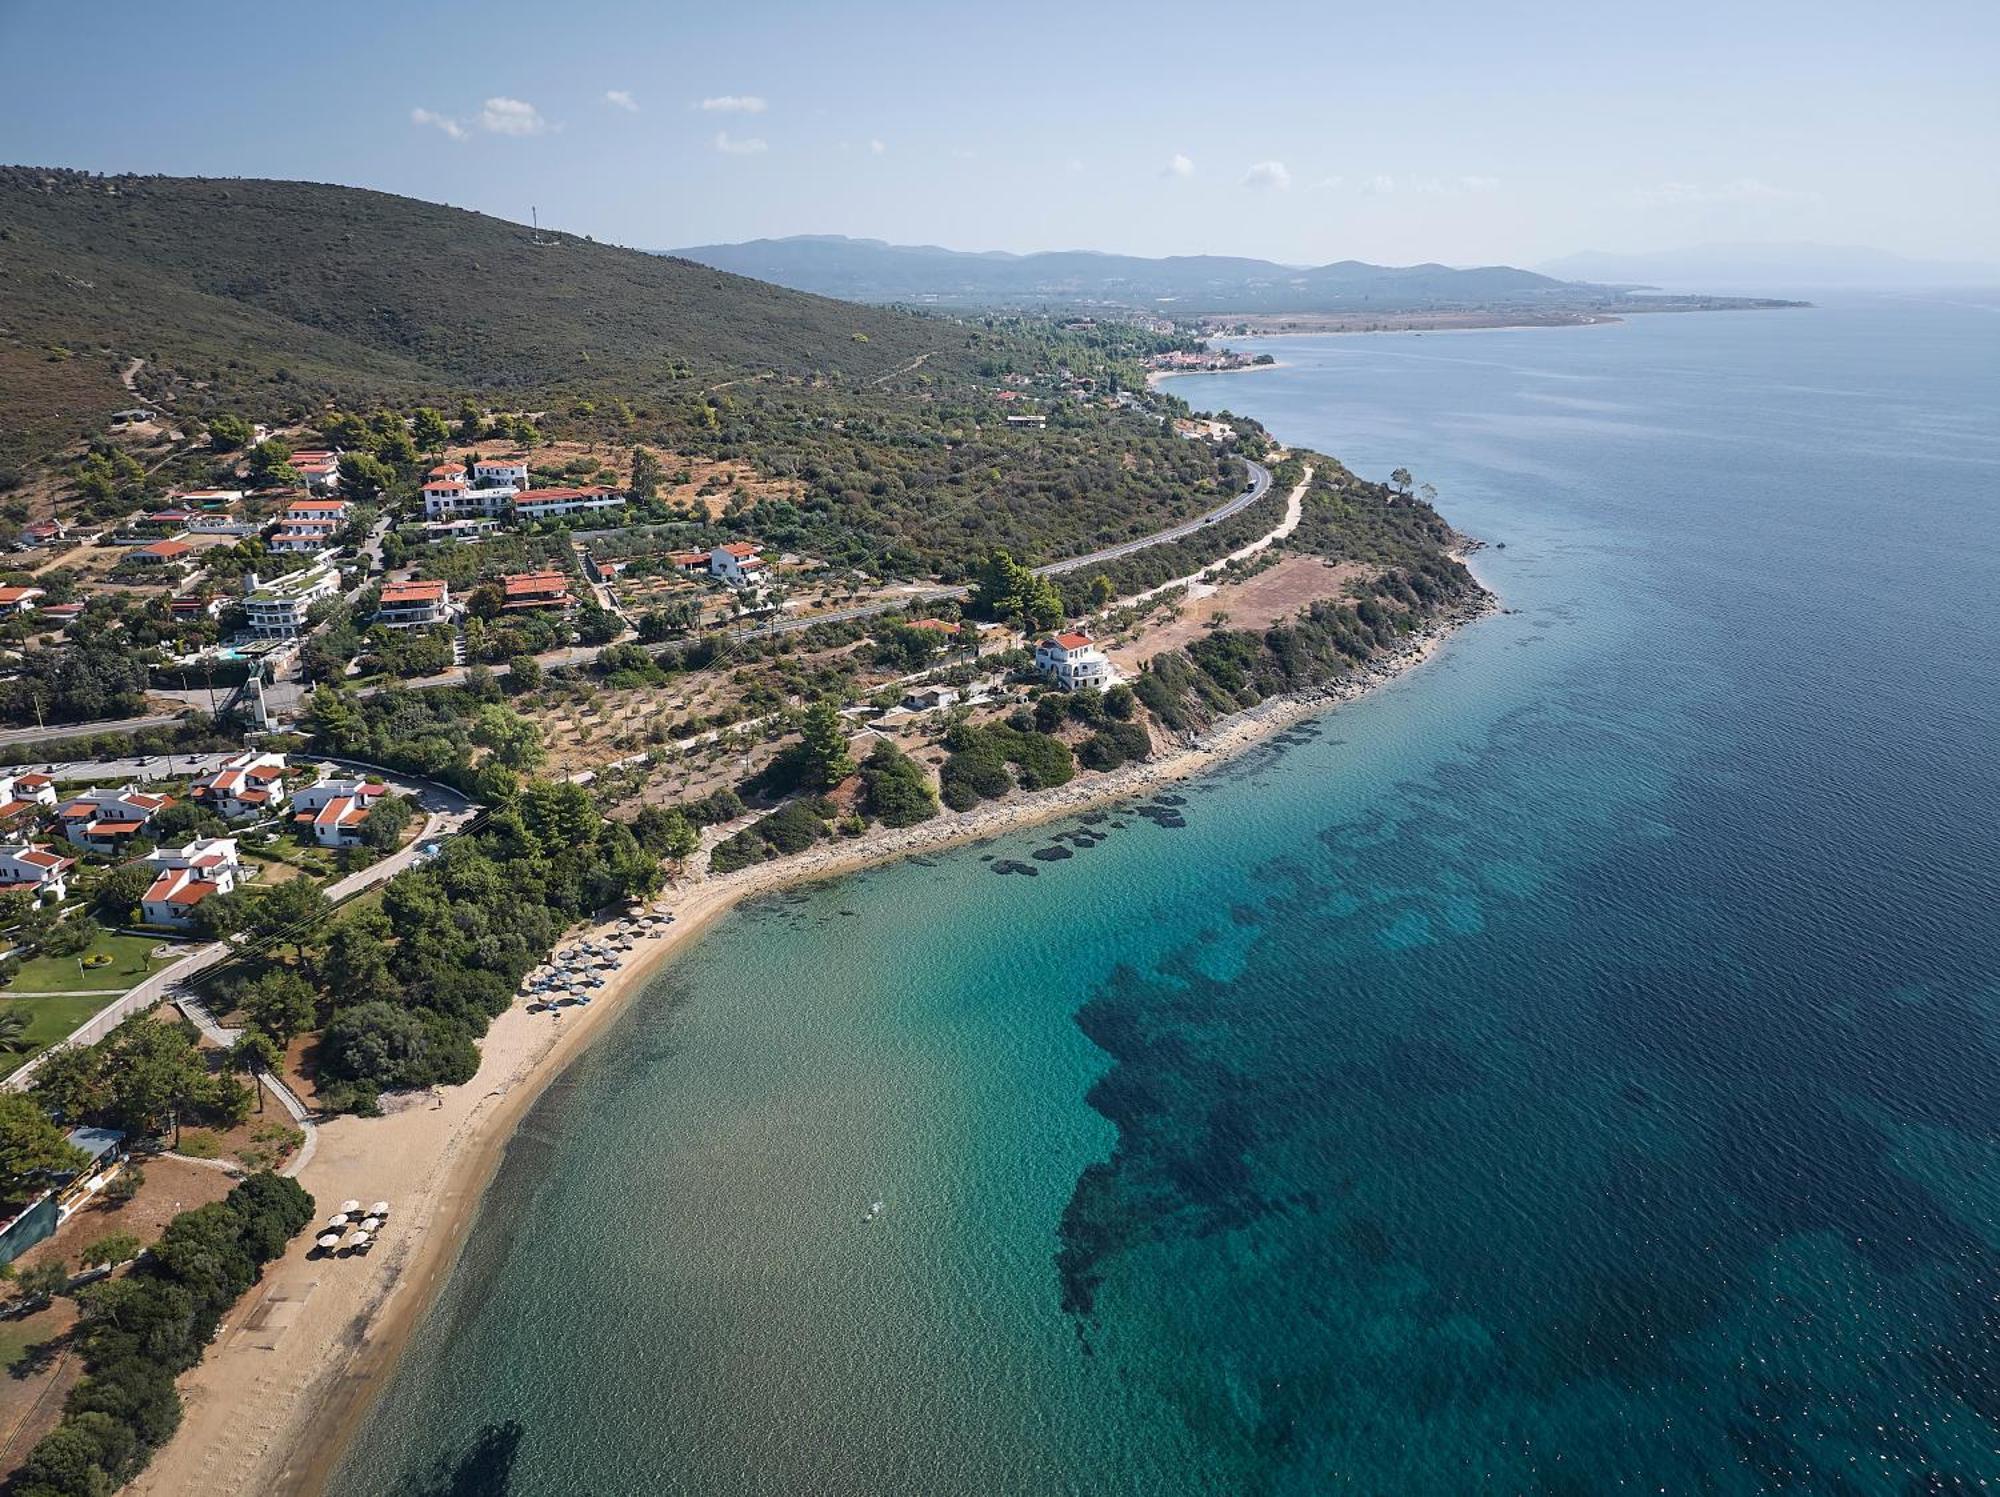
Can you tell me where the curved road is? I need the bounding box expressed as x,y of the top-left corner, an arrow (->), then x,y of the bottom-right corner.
1032,458 -> 1271,576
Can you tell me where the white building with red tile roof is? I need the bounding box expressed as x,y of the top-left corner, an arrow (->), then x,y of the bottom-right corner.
375,578 -> 453,628
499,570 -> 576,614
473,457 -> 531,490
421,464 -> 517,521
0,772 -> 59,829
191,751 -> 290,821
130,538 -> 193,566
288,451 -> 342,493
292,778 -> 387,848
1034,630 -> 1114,691
0,843 -> 76,902
137,836 -> 243,927
55,786 -> 173,854
512,486 -> 625,524
708,541 -> 766,586
0,586 -> 46,616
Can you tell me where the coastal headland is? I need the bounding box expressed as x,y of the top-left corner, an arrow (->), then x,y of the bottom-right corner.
128,583 -> 1493,1497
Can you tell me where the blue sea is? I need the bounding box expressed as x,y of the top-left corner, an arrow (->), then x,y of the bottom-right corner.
344,293 -> 2000,1495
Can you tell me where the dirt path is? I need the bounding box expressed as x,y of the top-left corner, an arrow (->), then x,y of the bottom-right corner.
869,350 -> 936,387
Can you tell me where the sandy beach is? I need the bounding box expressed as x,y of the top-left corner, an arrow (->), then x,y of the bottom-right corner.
125,590 -> 1491,1497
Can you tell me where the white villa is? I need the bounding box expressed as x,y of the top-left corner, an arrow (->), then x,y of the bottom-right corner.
191,751 -> 290,821
375,578 -> 453,629
473,457 -> 531,489
0,844 -> 76,902
244,564 -> 341,639
292,778 -> 388,848
55,786 -> 174,853
138,836 -> 243,927
422,464 -> 517,520
709,541 -> 766,587
1034,631 -> 1114,691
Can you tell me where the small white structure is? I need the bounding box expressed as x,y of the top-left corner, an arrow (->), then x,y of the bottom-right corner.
243,564 -> 340,639
55,785 -> 173,853
0,586 -> 46,617
709,542 -> 766,587
901,685 -> 961,712
191,751 -> 290,821
1034,631 -> 1114,691
138,836 -> 242,927
292,778 -> 388,848
0,844 -> 76,902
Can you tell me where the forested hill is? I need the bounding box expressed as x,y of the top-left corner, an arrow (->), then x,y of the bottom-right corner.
670,234 -> 1589,312
0,168 -> 982,464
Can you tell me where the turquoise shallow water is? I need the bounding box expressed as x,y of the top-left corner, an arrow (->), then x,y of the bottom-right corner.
345,294 -> 2000,1495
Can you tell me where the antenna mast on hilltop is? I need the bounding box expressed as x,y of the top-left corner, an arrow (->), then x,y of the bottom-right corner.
531,205 -> 542,245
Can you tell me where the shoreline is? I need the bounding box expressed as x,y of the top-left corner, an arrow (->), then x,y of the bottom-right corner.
133,590 -> 1496,1497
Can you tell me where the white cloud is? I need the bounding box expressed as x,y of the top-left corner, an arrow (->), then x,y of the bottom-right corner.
1242,160 -> 1291,191
1460,175 -> 1502,193
869,138 -> 886,155
480,97 -> 548,136
698,95 -> 767,114
1165,153 -> 1195,179
604,90 -> 638,113
411,107 -> 467,141
713,131 -> 769,156
1363,174 -> 1397,195
1315,175 -> 1344,191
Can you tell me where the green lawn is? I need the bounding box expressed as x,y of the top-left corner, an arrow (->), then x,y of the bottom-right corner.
8,931 -> 178,996
0,992 -> 117,1065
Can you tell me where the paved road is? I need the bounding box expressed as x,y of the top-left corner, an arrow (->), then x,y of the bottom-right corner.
20,751 -> 237,785
0,714 -> 189,751
1033,458 -> 1271,576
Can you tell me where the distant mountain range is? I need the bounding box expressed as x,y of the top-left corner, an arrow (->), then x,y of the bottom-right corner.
1540,243 -> 2000,290
669,236 -> 1620,315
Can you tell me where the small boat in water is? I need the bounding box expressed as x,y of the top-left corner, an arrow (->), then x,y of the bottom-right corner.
863,1200 -> 885,1223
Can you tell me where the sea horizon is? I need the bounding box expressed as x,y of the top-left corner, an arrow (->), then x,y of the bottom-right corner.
340,290 -> 2000,1495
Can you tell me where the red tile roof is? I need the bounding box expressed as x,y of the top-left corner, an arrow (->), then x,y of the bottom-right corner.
380,579 -> 448,605
1050,631 -> 1093,650
137,539 -> 192,559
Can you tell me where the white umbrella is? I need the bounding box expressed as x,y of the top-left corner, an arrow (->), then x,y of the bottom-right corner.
326,1214 -> 349,1229
339,1199 -> 361,1215
345,1230 -> 370,1249
369,1201 -> 391,1217
316,1233 -> 341,1250
359,1216 -> 382,1232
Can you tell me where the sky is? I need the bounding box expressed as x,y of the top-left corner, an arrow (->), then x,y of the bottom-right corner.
3,0 -> 1995,269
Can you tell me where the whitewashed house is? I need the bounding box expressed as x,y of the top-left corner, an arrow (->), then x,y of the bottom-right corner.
292,778 -> 388,848
55,786 -> 174,853
138,836 -> 243,927
0,844 -> 76,902
708,542 -> 766,587
243,564 -> 340,638
473,457 -> 531,490
1034,631 -> 1114,691
191,751 -> 290,821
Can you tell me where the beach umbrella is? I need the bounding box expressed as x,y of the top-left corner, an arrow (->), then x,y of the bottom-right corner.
345,1230 -> 369,1249
326,1214 -> 349,1229
359,1216 -> 382,1232
339,1199 -> 361,1214
316,1233 -> 341,1250
370,1201 -> 391,1217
